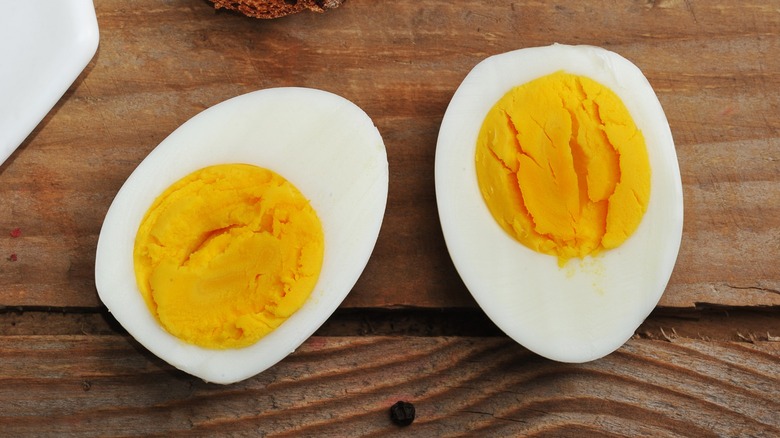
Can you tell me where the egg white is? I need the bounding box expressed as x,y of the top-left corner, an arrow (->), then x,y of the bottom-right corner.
95,87 -> 388,384
435,44 -> 683,362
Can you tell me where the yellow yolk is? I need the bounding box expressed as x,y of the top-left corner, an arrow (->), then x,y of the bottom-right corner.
133,164 -> 324,349
475,71 -> 651,265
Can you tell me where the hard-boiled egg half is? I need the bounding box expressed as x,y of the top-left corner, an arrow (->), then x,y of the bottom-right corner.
435,44 -> 683,362
95,88 -> 388,384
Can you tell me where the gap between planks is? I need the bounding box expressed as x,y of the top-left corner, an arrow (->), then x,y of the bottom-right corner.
0,305 -> 778,343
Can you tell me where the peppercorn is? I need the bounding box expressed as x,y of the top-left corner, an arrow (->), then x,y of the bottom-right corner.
389,400 -> 415,426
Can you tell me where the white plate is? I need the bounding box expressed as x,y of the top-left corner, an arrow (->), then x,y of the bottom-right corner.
0,0 -> 99,166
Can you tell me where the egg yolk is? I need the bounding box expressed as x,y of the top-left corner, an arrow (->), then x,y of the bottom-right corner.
475,71 -> 651,265
133,163 -> 324,349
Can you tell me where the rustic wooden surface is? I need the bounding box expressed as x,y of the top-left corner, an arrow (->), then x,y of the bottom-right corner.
0,334 -> 778,437
0,0 -> 778,435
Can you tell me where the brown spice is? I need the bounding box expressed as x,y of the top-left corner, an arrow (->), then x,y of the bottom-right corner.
209,0 -> 344,19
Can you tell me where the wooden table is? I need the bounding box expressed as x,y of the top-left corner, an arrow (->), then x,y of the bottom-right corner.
1,0 -> 778,435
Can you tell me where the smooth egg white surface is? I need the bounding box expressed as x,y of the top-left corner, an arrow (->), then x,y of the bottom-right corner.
435,44 -> 683,362
95,87 -> 388,384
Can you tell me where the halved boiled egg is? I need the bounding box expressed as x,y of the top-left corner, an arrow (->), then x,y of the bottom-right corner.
96,87 -> 388,383
435,44 -> 683,362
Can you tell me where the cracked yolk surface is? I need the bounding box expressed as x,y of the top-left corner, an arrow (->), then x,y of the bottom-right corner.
133,163 -> 324,349
475,71 -> 651,265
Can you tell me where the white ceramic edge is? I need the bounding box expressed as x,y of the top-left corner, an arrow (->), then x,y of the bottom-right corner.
0,0 -> 99,166
95,87 -> 388,384
435,44 -> 684,362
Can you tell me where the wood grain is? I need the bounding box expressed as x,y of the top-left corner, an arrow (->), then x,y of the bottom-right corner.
0,335 -> 777,437
0,0 -> 778,310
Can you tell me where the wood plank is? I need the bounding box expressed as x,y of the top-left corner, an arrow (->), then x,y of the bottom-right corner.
0,335 -> 777,436
0,0 -> 778,308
